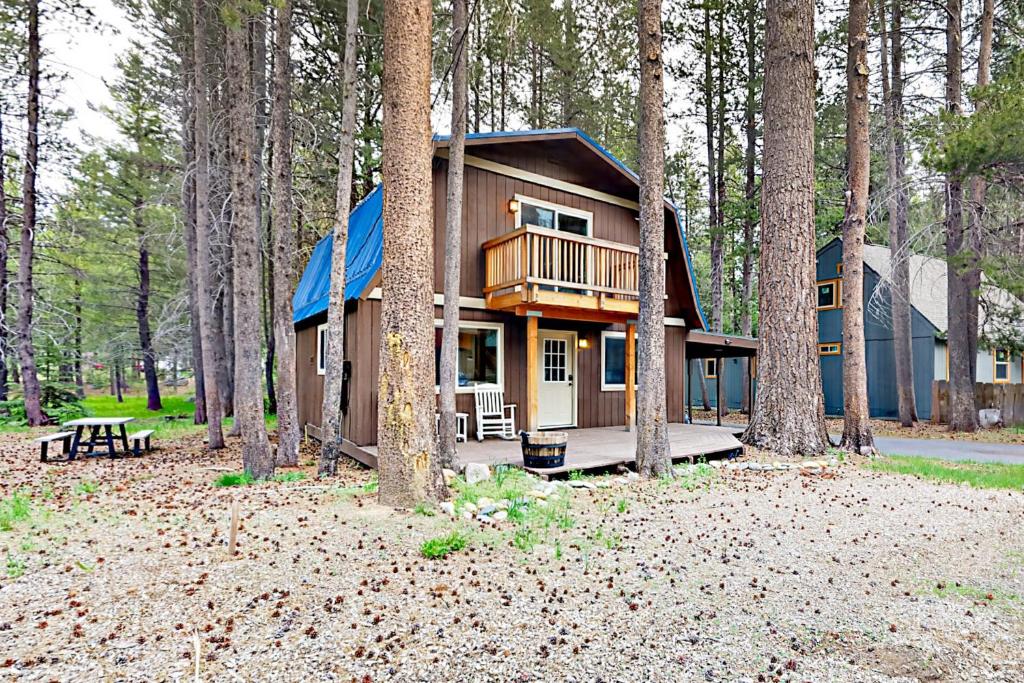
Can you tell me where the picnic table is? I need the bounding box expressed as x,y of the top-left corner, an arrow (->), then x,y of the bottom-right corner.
62,417 -> 134,460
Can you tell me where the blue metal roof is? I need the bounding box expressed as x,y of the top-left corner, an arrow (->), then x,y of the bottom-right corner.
292,184 -> 383,323
293,128 -> 708,330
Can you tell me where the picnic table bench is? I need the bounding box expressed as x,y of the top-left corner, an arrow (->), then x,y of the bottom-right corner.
34,431 -> 75,462
128,429 -> 155,455
61,417 -> 134,460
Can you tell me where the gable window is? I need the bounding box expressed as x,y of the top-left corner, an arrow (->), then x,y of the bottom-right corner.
704,358 -> 717,379
434,321 -> 503,391
600,330 -> 637,391
817,279 -> 842,310
515,195 -> 592,237
316,323 -> 328,375
819,342 -> 841,356
994,348 -> 1010,383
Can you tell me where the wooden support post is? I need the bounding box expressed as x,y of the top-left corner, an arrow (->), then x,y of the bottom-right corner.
526,314 -> 539,432
686,350 -> 693,423
747,355 -> 754,415
716,355 -> 723,427
625,321 -> 636,431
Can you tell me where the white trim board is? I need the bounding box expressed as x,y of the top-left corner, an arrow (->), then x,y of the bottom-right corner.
435,148 -> 640,211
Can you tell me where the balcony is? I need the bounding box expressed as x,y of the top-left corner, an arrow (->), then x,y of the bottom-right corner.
482,225 -> 642,322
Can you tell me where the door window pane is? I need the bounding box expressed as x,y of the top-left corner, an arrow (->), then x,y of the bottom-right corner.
543,338 -> 566,383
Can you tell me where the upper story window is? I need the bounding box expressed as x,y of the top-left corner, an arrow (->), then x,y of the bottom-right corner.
817,279 -> 842,310
516,195 -> 592,237
994,348 -> 1010,383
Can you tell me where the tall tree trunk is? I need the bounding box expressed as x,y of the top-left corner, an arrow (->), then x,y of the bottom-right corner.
134,195 -> 162,411
944,0 -> 976,432
839,0 -> 874,453
270,0 -> 300,467
225,0 -> 274,475
739,0 -> 758,414
377,0 -> 446,506
966,0 -> 993,384
18,0 -> 44,426
703,5 -> 721,335
318,0 -> 360,476
0,105 -> 9,402
742,0 -> 829,457
635,0 -> 671,477
182,98 -> 207,424
879,0 -> 916,426
74,278 -> 84,399
438,0 -> 468,471
714,4 -> 729,417
115,359 -> 124,403
194,0 -> 225,448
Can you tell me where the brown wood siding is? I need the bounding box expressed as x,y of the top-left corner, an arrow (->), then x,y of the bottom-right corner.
296,142 -> 698,447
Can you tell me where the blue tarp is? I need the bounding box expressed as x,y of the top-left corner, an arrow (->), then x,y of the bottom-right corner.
292,128 -> 708,330
292,184 -> 383,323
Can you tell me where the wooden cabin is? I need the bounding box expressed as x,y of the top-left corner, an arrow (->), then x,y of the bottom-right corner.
293,128 -> 741,450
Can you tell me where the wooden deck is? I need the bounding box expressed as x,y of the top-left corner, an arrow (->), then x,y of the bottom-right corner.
361,423 -> 743,477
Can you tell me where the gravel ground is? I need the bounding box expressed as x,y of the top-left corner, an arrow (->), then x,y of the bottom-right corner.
1,432 -> 1022,682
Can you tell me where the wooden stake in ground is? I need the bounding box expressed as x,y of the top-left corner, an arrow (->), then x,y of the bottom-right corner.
376,0 -> 446,506
635,0 -> 672,478
224,0 -> 274,477
227,498 -> 239,556
742,0 -> 829,457
839,0 -> 875,454
318,0 -> 360,477
438,0 -> 469,471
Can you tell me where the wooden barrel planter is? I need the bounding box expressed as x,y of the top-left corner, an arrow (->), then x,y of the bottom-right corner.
519,431 -> 568,469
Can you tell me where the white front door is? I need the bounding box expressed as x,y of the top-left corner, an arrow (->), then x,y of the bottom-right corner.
538,331 -> 576,428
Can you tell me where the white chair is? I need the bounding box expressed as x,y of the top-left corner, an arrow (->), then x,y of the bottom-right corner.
473,384 -> 517,441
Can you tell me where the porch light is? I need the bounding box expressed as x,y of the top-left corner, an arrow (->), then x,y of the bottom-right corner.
578,337 -> 590,350
508,198 -> 520,214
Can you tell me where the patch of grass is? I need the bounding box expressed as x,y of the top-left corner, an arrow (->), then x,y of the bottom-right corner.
413,502 -> 436,516
0,491 -> 32,531
213,472 -> 255,488
362,475 -> 379,494
930,581 -> 1020,604
6,553 -> 26,578
451,467 -> 532,512
512,527 -> 539,552
591,527 -> 622,550
867,455 -> 1024,490
420,531 -> 468,559
616,498 -> 629,514
270,471 -> 307,483
567,469 -> 585,481
73,480 -> 99,495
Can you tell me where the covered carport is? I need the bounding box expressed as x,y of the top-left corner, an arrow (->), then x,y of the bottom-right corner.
684,330 -> 758,427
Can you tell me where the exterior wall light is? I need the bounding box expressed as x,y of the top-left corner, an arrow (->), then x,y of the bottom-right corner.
578,337 -> 589,350
508,198 -> 520,214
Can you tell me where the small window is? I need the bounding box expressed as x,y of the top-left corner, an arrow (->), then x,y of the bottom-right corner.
994,348 -> 1010,383
819,342 -> 841,356
704,358 -> 717,379
817,279 -> 841,310
516,195 -> 592,237
316,324 -> 328,375
434,321 -> 503,391
600,331 -> 637,391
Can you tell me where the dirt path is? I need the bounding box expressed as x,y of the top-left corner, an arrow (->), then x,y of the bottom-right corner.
1,433 -> 1022,681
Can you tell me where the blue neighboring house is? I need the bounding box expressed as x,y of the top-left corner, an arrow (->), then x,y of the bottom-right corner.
816,237 -> 1023,419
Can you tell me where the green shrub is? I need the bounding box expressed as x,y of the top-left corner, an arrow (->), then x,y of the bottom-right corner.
420,531 -> 468,559
0,492 -> 32,531
213,472 -> 255,487
270,471 -> 307,483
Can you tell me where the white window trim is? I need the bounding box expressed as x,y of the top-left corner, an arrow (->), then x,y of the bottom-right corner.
993,348 -> 1010,383
514,194 -> 593,237
600,330 -> 638,392
316,323 -> 328,376
433,320 -> 504,394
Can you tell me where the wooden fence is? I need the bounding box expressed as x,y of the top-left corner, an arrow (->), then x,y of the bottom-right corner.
931,380 -> 1024,426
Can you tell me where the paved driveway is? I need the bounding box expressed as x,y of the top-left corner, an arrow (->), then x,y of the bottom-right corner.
870,435 -> 1024,465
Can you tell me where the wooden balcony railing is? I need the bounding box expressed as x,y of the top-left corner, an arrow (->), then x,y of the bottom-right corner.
482,225 -> 644,319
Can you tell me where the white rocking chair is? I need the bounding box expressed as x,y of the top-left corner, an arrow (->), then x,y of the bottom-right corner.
473,384 -> 517,441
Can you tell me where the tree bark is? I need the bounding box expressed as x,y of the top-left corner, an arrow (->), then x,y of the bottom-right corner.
635,0 -> 671,477
225,0 -> 274,476
839,0 -> 874,453
270,0 -> 300,467
181,86 -> 207,424
703,5 -> 721,336
739,0 -> 758,414
438,0 -> 468,471
18,0 -> 44,426
318,0 -> 360,477
879,0 -> 916,427
944,0 -> 977,432
377,0 -> 446,506
0,105 -> 9,402
714,4 -> 729,418
194,0 -> 225,448
134,194 -> 163,411
742,0 -> 829,457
